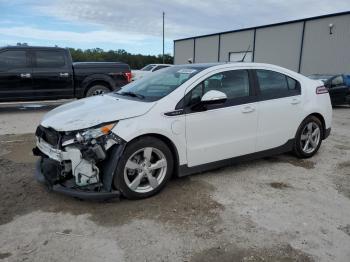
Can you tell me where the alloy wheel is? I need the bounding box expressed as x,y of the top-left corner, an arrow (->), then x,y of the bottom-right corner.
124,147 -> 167,193
300,122 -> 321,154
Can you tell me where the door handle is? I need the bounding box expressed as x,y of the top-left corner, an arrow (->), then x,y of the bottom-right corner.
20,73 -> 31,78
59,72 -> 69,77
291,98 -> 301,105
241,106 -> 255,113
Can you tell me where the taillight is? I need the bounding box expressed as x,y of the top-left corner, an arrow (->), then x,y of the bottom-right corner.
124,72 -> 132,83
316,86 -> 328,94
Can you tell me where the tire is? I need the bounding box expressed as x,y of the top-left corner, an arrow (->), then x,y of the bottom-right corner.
293,116 -> 323,158
113,137 -> 174,199
85,84 -> 110,97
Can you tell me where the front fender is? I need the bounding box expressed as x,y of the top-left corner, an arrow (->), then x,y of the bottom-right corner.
113,116 -> 187,166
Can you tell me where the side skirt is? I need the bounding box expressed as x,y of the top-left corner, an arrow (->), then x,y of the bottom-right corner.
178,139 -> 295,177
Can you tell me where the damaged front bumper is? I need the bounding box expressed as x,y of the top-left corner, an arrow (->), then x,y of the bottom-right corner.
33,125 -> 125,200
34,159 -> 120,200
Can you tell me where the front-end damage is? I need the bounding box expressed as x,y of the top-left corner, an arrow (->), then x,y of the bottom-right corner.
33,124 -> 125,200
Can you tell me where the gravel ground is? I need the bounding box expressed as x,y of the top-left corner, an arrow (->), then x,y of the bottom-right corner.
0,103 -> 349,262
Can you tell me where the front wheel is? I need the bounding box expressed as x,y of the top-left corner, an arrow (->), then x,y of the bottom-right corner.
113,137 -> 174,199
293,116 -> 323,158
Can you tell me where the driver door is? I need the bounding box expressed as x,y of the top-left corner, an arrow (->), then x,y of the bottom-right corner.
184,69 -> 258,167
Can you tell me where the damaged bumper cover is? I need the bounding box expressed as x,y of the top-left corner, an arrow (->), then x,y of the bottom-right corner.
33,125 -> 125,200
34,159 -> 120,200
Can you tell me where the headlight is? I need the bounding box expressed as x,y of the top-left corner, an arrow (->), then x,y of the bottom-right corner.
77,123 -> 116,142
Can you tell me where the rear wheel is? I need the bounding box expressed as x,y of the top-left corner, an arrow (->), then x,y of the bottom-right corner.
85,84 -> 110,97
293,116 -> 323,158
113,137 -> 173,199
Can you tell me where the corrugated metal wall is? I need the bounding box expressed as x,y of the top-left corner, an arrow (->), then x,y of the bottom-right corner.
174,12 -> 350,75
219,30 -> 254,62
254,22 -> 303,72
174,39 -> 194,64
194,35 -> 219,63
300,14 -> 350,75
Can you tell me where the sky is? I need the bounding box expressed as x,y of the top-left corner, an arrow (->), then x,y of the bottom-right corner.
0,0 -> 349,55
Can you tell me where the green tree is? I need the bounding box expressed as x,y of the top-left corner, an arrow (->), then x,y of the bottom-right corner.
68,48 -> 173,69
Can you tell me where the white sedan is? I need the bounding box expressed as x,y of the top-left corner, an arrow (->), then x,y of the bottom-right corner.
34,63 -> 332,200
131,64 -> 173,81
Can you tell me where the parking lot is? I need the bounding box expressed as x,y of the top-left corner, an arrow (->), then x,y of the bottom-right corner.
0,103 -> 349,262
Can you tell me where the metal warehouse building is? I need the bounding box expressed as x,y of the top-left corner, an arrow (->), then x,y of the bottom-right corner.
173,11 -> 350,75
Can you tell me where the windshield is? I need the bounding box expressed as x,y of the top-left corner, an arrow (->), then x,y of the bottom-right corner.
141,65 -> 156,71
115,66 -> 205,102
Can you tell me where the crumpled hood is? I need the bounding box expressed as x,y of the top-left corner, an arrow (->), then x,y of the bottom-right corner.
41,94 -> 155,131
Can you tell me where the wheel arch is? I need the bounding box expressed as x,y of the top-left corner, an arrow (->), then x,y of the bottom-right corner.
81,74 -> 115,96
125,133 -> 180,177
84,80 -> 113,96
303,112 -> 327,139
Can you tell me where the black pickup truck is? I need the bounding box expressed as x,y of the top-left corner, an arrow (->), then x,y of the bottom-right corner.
0,46 -> 132,102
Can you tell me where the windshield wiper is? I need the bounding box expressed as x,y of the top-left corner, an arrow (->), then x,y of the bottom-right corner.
118,91 -> 145,99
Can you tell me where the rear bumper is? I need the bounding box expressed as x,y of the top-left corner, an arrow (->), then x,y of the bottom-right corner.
35,159 -> 120,200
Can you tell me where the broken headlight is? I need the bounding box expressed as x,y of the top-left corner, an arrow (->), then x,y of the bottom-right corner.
77,123 -> 116,142
61,123 -> 117,147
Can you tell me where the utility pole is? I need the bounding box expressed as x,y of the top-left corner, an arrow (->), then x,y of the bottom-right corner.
162,11 -> 165,64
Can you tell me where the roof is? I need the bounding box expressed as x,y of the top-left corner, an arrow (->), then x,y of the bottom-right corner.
0,45 -> 67,50
174,10 -> 350,42
173,62 -> 307,78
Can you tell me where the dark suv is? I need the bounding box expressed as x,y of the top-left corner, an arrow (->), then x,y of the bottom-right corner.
324,74 -> 350,106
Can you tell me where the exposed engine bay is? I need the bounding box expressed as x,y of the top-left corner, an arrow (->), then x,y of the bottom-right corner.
33,123 -> 125,196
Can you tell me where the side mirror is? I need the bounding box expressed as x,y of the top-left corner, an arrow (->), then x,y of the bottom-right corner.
201,90 -> 227,105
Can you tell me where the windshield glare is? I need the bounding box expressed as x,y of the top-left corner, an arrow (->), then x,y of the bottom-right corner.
116,66 -> 204,102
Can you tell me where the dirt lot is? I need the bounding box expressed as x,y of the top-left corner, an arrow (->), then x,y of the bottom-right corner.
0,104 -> 350,262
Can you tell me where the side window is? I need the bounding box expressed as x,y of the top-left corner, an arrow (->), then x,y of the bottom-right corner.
0,50 -> 27,70
256,70 -> 300,98
185,70 -> 250,107
331,75 -> 344,87
35,51 -> 66,68
287,77 -> 298,90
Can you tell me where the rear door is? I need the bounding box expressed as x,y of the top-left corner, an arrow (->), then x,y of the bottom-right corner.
254,69 -> 302,151
0,49 -> 33,101
31,49 -> 73,99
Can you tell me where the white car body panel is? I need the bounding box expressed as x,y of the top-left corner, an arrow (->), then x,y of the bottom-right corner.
39,62 -> 333,171
185,103 -> 258,167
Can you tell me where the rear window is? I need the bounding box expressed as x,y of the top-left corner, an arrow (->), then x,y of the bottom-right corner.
0,50 -> 27,70
35,51 -> 66,68
256,69 -> 300,99
331,75 -> 344,87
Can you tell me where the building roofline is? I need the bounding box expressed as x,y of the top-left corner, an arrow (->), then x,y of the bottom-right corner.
174,10 -> 350,42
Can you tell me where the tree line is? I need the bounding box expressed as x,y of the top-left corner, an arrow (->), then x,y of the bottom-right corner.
69,48 -> 173,69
